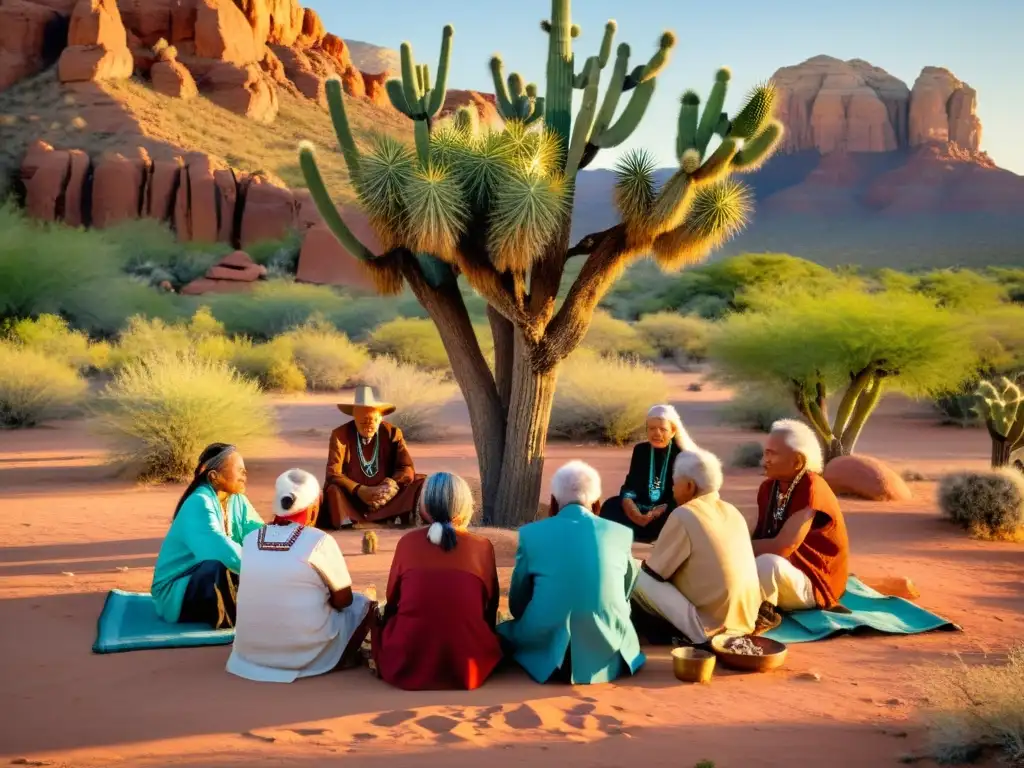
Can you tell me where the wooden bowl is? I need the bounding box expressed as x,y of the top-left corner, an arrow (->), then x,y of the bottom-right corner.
710,634 -> 788,672
671,646 -> 716,683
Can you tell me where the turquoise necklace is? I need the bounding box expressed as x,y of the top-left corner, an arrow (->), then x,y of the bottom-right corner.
648,446 -> 670,501
357,432 -> 380,478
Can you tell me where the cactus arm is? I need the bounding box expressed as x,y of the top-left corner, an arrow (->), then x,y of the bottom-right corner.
675,91 -> 700,160
508,72 -> 526,100
324,78 -> 361,178
732,120 -> 783,170
543,0 -> 576,146
489,56 -> 517,118
400,42 -> 421,115
833,366 -> 875,440
565,56 -> 601,178
691,137 -> 739,183
841,376 -> 884,454
695,68 -> 730,156
598,21 -> 617,67
524,96 -> 546,126
414,120 -> 431,168
590,79 -> 655,148
591,43 -> 629,138
426,25 -> 454,117
298,142 -> 376,263
385,78 -> 412,117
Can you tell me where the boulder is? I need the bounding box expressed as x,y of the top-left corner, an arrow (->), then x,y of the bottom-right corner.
58,44 -> 134,81
0,0 -> 65,91
296,226 -> 374,290
202,61 -> 278,122
442,89 -> 502,126
272,45 -> 323,102
212,167 -> 238,241
909,66 -> 981,151
23,144 -> 71,222
181,249 -> 266,294
823,455 -> 912,502
177,152 -> 219,242
318,33 -> 350,69
64,148 -> 91,227
91,147 -> 151,227
265,0 -> 302,46
258,47 -> 287,84
239,175 -> 294,245
179,277 -> 256,295
194,0 -> 256,64
116,0 -> 177,46
151,57 -> 197,98
59,0 -> 133,83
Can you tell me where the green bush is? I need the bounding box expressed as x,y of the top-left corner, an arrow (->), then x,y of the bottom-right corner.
635,312 -> 712,363
230,338 -> 307,393
718,386 -> 797,432
0,342 -> 88,427
367,318 -> 450,370
0,203 -> 178,336
731,441 -> 765,468
279,320 -> 368,391
937,469 -> 1024,541
914,269 -> 1008,312
360,356 -> 458,441
101,218 -> 231,288
582,310 -> 656,359
550,351 -> 668,445
203,280 -> 350,339
245,232 -> 302,278
94,351 -> 276,481
3,314 -> 110,371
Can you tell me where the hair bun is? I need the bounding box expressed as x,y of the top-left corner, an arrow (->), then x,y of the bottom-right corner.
280,494 -> 295,510
427,522 -> 443,546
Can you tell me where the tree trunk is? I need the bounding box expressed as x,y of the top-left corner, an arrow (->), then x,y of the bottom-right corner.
487,306 -> 514,413
488,333 -> 559,528
991,437 -> 1012,468
825,438 -> 849,465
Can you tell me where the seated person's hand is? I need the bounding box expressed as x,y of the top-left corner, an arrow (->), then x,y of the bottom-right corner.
649,504 -> 668,519
624,498 -> 649,527
356,484 -> 382,505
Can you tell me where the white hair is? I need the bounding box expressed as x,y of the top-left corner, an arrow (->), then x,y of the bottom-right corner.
550,460 -> 602,508
672,448 -> 724,496
647,404 -> 698,451
770,419 -> 824,475
274,468 -> 320,517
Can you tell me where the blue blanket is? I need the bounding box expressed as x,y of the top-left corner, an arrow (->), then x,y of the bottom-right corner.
763,576 -> 960,644
93,590 -> 234,654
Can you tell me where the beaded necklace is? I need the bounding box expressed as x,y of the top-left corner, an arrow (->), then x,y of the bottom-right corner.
357,430 -> 380,478
770,467 -> 808,534
648,445 -> 671,502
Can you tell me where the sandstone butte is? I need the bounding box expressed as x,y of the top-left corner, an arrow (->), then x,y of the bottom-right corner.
3,0 -> 501,292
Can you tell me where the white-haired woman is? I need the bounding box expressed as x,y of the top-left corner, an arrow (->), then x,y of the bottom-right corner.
601,404 -> 699,543
371,472 -> 502,691
497,460 -> 645,685
753,419 -> 850,612
227,469 -> 374,682
631,448 -> 766,645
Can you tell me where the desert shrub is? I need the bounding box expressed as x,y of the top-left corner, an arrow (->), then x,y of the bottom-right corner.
360,356 -> 458,441
916,643 -> 1024,765
550,351 -> 668,445
102,218 -> 230,288
0,203 -> 178,335
937,469 -> 1024,540
204,280 -> 349,338
636,312 -> 712,363
93,351 -> 276,481
367,318 -> 449,370
230,338 -> 307,393
0,342 -> 88,427
3,313 -> 109,371
245,232 -> 302,278
914,269 -> 1008,312
582,310 -> 656,359
933,388 -> 982,428
279,320 -> 368,390
719,386 -> 797,432
731,441 -> 765,468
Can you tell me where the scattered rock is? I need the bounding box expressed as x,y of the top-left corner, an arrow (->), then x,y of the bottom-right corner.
202,61 -> 278,122
59,0 -> 133,83
823,455 -> 912,502
151,56 -> 198,98
794,671 -> 822,682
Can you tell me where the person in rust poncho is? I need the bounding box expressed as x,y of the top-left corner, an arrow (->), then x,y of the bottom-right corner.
752,419 -> 850,613
316,386 -> 426,529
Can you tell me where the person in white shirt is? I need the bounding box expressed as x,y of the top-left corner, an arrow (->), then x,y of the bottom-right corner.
227,469 -> 374,683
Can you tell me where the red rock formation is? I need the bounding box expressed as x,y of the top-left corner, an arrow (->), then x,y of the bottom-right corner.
194,0 -> 256,65
909,67 -> 982,151
180,249 -> 267,294
296,6 -> 323,47
59,0 -> 133,83
0,0 -> 66,90
361,70 -> 388,108
23,142 -> 72,222
239,175 -> 295,246
91,147 -> 151,227
442,89 -> 502,126
64,148 -> 90,226
150,45 -> 197,97
823,455 -> 911,502
146,156 -> 183,221
202,61 -> 278,122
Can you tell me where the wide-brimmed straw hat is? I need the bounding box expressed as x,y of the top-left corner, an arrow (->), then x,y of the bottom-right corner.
337,385 -> 396,416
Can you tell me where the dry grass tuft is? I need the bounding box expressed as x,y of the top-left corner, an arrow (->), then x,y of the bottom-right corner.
359,356 -> 457,441
937,469 -> 1024,541
916,644 -> 1024,764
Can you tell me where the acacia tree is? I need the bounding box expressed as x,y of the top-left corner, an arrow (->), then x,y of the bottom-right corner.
299,0 -> 783,526
710,289 -> 980,462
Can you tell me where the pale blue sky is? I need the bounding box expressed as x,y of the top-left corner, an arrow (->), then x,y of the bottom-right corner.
306,0 -> 1022,175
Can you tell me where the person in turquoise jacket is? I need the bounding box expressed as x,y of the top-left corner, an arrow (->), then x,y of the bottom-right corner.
498,460 -> 645,684
151,443 -> 265,628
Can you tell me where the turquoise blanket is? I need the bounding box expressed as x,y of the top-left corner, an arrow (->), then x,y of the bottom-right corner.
93,590 -> 234,654
763,576 -> 960,644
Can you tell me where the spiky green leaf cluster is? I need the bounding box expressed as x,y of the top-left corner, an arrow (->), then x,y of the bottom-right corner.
685,178 -> 752,242
355,134 -> 416,249
613,149 -> 657,226
488,168 -> 570,272
404,164 -> 469,259
730,81 -> 777,140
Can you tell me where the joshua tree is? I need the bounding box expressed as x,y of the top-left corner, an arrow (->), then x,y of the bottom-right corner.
299,0 -> 783,526
974,377 -> 1024,469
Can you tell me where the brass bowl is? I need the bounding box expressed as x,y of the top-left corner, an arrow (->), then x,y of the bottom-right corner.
710,634 -> 788,672
671,646 -> 716,683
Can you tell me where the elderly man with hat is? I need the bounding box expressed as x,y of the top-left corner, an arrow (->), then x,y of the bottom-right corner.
317,385 -> 426,529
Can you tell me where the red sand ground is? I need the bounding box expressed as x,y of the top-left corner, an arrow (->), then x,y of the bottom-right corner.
1,372 -> 1020,767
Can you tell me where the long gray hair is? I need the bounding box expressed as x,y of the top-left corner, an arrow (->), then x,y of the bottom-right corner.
647,404 -> 698,451
420,472 -> 475,551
